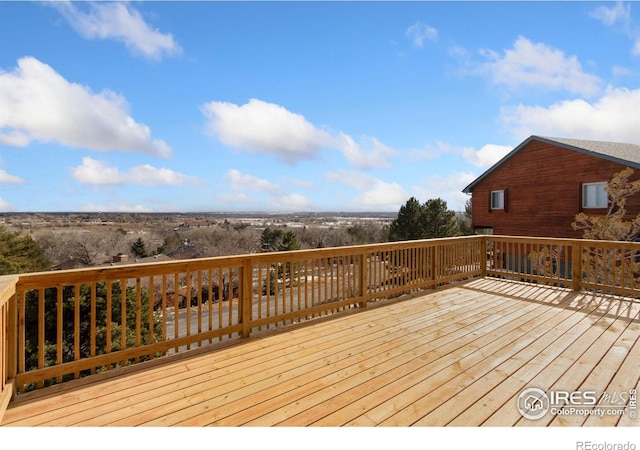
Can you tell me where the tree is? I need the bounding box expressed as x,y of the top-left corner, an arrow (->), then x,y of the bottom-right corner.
131,237 -> 148,258
422,198 -> 460,238
0,226 -> 50,275
568,167 -> 640,288
388,197 -> 460,241
458,198 -> 473,236
388,197 -> 425,241
260,227 -> 300,252
37,229 -> 127,266
572,167 -> 640,241
260,227 -> 301,294
22,281 -> 162,389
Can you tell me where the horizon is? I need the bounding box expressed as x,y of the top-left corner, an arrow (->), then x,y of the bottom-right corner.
2,2 -> 640,213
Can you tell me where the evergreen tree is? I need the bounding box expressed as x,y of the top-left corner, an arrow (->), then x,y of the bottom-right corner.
388,197 -> 425,241
388,197 -> 460,241
259,227 -> 301,294
130,237 -> 148,258
458,198 -> 473,235
260,227 -> 300,252
22,281 -> 161,389
422,198 -> 460,238
0,225 -> 50,274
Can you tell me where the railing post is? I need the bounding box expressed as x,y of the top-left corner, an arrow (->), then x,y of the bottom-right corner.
430,244 -> 438,287
480,236 -> 487,277
358,252 -> 366,308
0,276 -> 19,418
8,291 -> 17,391
241,258 -> 253,338
572,242 -> 582,291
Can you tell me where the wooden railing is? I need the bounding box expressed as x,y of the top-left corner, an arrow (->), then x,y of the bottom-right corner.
2,234 -> 639,420
0,236 -> 483,404
485,236 -> 640,298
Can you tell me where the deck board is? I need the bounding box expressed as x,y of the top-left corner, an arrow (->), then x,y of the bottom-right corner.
2,278 -> 639,427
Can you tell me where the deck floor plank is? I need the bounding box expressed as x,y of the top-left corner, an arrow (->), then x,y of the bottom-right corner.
421,296 -> 635,426
1,278 -> 639,427
105,291 -> 495,426
481,294 -> 638,427
448,292 -> 615,426
151,292 -> 515,426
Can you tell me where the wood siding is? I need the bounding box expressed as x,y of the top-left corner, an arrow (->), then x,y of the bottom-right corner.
471,141 -> 640,238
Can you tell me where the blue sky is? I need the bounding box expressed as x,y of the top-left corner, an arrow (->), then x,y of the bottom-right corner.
1,1 -> 640,213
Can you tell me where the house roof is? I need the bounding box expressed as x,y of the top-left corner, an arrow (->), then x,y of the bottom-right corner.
462,135 -> 640,194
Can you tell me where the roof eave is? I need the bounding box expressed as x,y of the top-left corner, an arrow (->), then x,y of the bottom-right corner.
461,135 -> 640,194
462,135 -> 539,194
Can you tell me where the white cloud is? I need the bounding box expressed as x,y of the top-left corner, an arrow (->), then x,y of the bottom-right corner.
80,202 -> 154,213
222,169 -> 313,211
50,1 -> 181,60
408,141 -> 511,169
501,87 -> 640,144
479,36 -> 601,96
334,134 -> 395,169
70,157 -> 201,186
226,169 -> 281,194
0,169 -> 25,184
0,197 -> 13,212
612,65 -> 635,77
216,193 -> 252,205
590,2 -> 640,56
406,22 -> 438,48
201,98 -> 395,168
413,171 -> 477,212
590,1 -> 640,56
0,57 -> 171,156
269,193 -> 314,211
327,170 -> 408,211
70,157 -> 121,185
202,99 -> 327,164
590,2 -> 631,28
407,141 -> 458,161
0,130 -> 30,147
462,144 -> 512,168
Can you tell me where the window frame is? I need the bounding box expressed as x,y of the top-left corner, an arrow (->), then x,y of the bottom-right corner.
582,182 -> 608,209
490,190 -> 505,210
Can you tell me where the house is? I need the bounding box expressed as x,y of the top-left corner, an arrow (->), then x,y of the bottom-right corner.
462,135 -> 640,238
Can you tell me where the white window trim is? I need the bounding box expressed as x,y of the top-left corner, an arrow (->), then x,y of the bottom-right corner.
582,182 -> 608,209
491,190 -> 505,210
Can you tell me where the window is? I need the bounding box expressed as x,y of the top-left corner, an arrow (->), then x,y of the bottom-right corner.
491,190 -> 504,210
582,182 -> 607,208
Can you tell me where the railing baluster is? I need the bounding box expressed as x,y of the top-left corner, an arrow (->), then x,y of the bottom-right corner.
56,286 -> 63,380
106,281 -> 112,367
196,271 -> 202,346
37,288 -> 44,387
120,278 -> 127,366
90,283 -> 96,374
135,278 -> 141,360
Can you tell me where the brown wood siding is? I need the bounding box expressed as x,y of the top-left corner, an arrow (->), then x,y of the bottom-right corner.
471,141 -> 640,238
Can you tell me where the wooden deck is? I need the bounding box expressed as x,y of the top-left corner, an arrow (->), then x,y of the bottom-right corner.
1,278 -> 639,427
